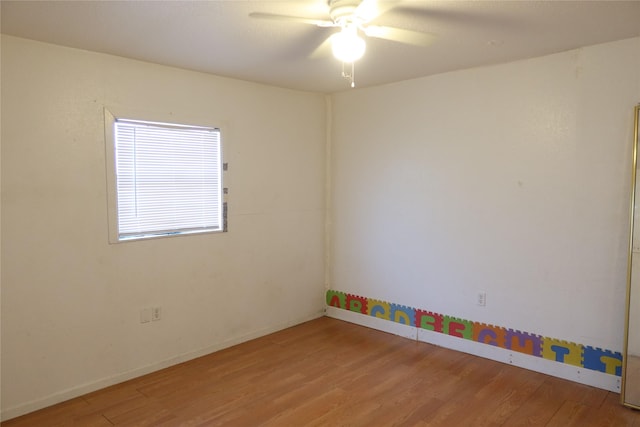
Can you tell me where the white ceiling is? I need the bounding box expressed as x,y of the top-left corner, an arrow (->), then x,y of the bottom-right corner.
2,1 -> 640,93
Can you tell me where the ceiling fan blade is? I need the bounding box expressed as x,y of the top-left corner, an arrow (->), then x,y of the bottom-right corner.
354,0 -> 379,22
309,33 -> 336,60
363,25 -> 435,46
355,0 -> 399,23
249,12 -> 335,28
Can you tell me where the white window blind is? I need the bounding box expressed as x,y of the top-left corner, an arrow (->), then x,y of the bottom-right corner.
114,118 -> 222,240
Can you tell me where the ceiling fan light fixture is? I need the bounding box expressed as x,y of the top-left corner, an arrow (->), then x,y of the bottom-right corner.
331,26 -> 366,63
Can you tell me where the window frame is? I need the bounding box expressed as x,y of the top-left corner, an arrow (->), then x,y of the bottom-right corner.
104,108 -> 227,243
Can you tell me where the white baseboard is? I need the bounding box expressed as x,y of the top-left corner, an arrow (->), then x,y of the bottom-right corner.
1,311 -> 325,422
326,307 -> 620,392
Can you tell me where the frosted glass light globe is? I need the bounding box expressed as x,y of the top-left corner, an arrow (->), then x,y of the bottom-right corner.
332,29 -> 366,63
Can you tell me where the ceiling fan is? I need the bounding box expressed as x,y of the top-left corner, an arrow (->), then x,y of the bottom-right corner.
249,0 -> 434,87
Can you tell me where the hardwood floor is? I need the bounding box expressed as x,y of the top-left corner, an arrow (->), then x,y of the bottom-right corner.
3,316 -> 640,426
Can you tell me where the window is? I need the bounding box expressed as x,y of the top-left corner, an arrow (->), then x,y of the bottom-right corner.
107,114 -> 224,242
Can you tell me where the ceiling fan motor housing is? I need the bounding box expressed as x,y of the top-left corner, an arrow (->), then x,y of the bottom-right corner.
328,0 -> 362,25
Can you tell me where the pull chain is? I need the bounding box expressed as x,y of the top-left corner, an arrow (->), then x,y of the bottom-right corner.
341,61 -> 356,88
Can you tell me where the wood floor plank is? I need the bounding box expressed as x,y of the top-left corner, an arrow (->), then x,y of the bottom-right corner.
545,400 -> 590,427
501,376 -> 587,426
1,397 -> 92,427
577,392 -> 639,427
3,317 -> 640,426
457,366 -> 546,426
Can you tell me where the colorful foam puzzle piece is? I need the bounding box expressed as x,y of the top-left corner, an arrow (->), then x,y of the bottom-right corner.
583,346 -> 623,376
505,329 -> 542,357
346,293 -> 368,314
415,310 -> 443,332
443,316 -> 473,340
326,290 -> 346,309
390,303 -> 415,326
473,323 -> 506,347
369,300 -> 391,320
542,338 -> 583,367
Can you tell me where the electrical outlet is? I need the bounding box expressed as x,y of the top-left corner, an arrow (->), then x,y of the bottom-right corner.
477,292 -> 487,307
152,306 -> 161,321
140,308 -> 151,323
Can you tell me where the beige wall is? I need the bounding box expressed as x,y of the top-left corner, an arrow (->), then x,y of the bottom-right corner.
1,35 -> 327,419
330,37 -> 640,357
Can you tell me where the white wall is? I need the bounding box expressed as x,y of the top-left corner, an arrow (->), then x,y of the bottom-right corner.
0,35 -> 326,419
330,38 -> 640,355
